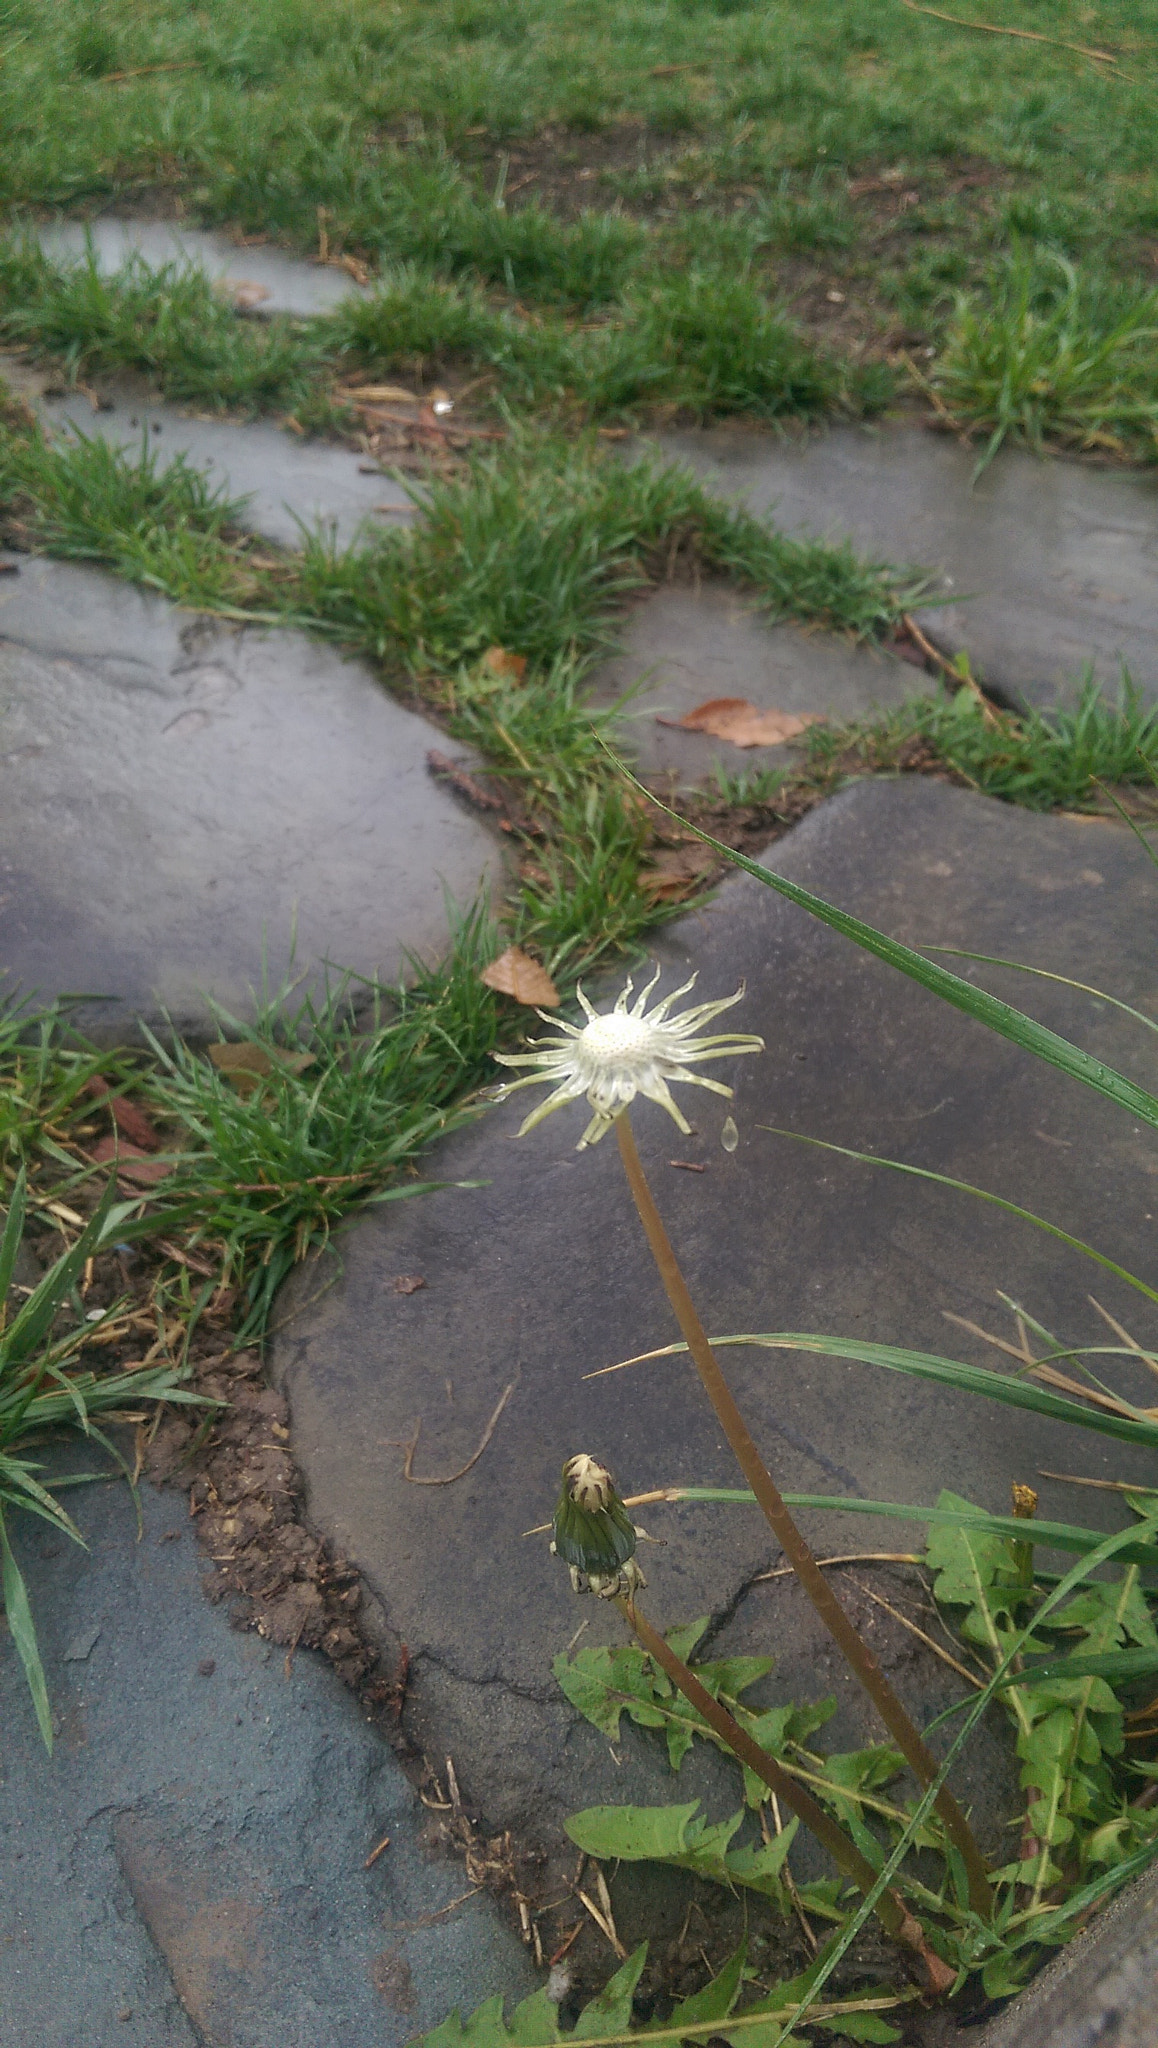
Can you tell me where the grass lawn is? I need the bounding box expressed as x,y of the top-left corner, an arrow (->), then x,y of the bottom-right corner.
3,0 -> 1158,450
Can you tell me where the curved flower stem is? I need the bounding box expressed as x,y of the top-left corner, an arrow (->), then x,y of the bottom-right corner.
617,1592 -> 954,1992
615,1109 -> 994,1921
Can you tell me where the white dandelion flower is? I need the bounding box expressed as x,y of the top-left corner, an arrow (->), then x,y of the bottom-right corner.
492,967 -> 764,1148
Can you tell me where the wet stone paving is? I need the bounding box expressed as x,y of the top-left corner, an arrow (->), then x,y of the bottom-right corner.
1,218 -> 1157,2046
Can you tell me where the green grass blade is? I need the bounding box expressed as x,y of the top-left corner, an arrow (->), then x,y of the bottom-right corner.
0,1506 -> 53,1751
615,758 -> 1158,1132
597,1330 -> 1158,1447
666,1488 -> 1158,1568
1092,782 -> 1158,871
995,1646 -> 1158,1687
0,1166 -> 27,1308
758,1125 -> 1158,1304
920,948 -> 1158,1039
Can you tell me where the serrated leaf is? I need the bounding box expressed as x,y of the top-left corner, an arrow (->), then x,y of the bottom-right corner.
505,1992 -> 562,2047
574,1945 -> 648,2039
691,1655 -> 777,1702
664,1616 -> 710,1663
816,1748 -> 906,1824
925,1488 -> 1019,1649
564,1803 -> 798,1902
553,1642 -> 668,1743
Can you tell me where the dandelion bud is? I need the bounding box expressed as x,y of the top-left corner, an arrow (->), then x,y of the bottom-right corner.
551,1453 -> 639,1589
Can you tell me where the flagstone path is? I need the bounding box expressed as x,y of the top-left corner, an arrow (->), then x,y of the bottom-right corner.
2,219 -> 1157,2043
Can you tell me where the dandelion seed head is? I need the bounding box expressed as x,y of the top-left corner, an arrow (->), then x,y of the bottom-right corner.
493,968 -> 763,1148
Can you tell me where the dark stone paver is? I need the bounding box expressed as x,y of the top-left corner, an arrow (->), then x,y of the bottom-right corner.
588,579 -> 934,781
1,350 -> 413,549
652,422 -> 1158,710
272,778 -> 1158,1863
0,556 -> 501,1035
36,216 -> 367,319
0,1464 -> 534,2048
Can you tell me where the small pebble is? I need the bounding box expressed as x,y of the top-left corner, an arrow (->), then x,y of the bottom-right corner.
197,1657 -> 216,1677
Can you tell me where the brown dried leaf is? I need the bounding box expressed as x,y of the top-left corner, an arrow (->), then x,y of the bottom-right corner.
392,1274 -> 427,1296
88,1136 -> 174,1187
223,280 -> 273,311
83,1076 -> 162,1152
207,1042 -> 316,1097
669,698 -> 826,749
638,846 -> 718,900
481,647 -> 527,682
480,946 -> 559,1007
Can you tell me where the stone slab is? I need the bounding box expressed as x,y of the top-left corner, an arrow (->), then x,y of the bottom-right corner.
0,556 -> 500,1036
35,216 -> 367,320
1,353 -> 413,550
976,1863 -> 1158,2048
649,422 -> 1158,711
0,1462 -> 534,2048
271,776 -> 1158,1863
588,580 -> 934,783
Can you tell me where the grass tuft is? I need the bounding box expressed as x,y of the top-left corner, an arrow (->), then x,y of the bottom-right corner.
144,901 -> 509,1341
933,250 -> 1158,472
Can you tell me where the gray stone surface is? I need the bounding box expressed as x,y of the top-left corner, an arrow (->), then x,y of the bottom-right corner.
271,777 -> 1158,1862
1,352 -> 413,549
589,580 -> 934,782
0,556 -> 501,1035
0,1462 -> 534,2048
977,1865 -> 1158,2048
650,422 -> 1158,711
36,215 -> 367,319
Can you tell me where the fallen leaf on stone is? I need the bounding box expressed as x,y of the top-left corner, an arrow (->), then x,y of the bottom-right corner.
224,280 -> 272,311
481,646 -> 527,682
481,946 -> 560,1007
663,698 -> 826,748
392,1274 -> 427,1295
207,1042 -> 316,1096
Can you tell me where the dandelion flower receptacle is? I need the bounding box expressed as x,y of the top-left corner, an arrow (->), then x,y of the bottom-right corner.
493,969 -> 764,1148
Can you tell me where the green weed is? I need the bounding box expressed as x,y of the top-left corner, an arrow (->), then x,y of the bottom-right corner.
933,251 -> 1158,472
0,239 -> 323,412
143,901 -> 509,1341
930,678 -> 1158,808
708,760 -> 787,807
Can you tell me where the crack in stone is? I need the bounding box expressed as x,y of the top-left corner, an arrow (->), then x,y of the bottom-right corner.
411,1643 -> 563,1707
